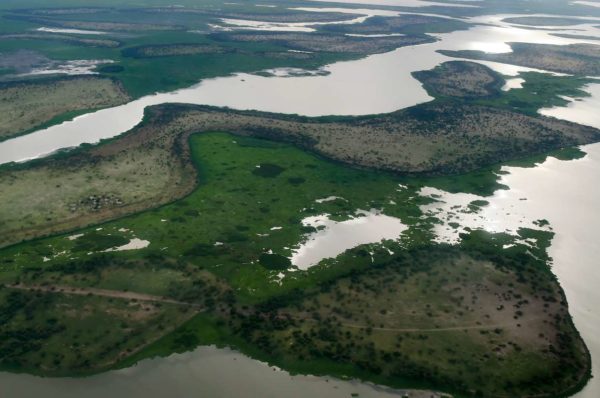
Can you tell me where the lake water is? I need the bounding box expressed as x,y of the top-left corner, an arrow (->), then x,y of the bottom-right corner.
291,209 -> 407,270
0,346 -> 441,398
2,12 -> 599,164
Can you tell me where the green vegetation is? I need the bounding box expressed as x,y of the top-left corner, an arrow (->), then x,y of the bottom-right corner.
0,132 -> 591,397
0,132 -> 430,300
413,61 -> 504,99
122,43 -> 227,58
217,244 -> 589,397
414,60 -> 593,116
0,2 -> 597,396
476,72 -> 592,115
2,94 -> 598,248
0,76 -> 129,140
0,288 -> 194,374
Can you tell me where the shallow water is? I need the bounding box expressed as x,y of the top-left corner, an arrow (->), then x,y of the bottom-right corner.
35,27 -> 106,35
303,0 -> 479,8
18,59 -> 112,77
291,209 -> 407,270
215,14 -> 370,32
540,83 -> 600,126
501,77 -> 524,91
2,14 -> 595,164
0,346 -> 437,398
574,1 -> 600,8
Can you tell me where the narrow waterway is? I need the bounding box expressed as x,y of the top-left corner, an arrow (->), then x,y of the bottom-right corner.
1,12 -> 597,164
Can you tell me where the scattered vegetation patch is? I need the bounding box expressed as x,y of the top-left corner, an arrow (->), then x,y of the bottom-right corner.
258,253 -> 291,270
211,32 -> 432,55
252,163 -> 285,178
0,76 -> 130,141
122,44 -> 227,58
71,232 -> 129,252
440,43 -> 600,76
414,61 -> 504,99
2,95 -> 599,248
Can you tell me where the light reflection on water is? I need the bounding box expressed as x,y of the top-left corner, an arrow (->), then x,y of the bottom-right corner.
2,14 -> 597,164
0,346 -> 436,398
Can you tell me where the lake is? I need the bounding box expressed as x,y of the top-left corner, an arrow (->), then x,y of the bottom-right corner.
1,5 -> 600,397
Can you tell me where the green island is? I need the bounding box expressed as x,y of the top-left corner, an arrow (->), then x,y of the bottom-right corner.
0,129 -> 591,397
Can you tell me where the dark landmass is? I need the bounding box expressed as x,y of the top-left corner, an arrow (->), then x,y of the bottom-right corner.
2,97 -> 598,248
211,31 -> 432,54
0,132 -> 589,398
321,14 -> 471,35
413,61 -> 504,98
122,43 -> 228,58
440,42 -> 600,76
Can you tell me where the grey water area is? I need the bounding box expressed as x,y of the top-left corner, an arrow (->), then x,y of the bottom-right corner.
0,346 -> 447,398
2,6 -> 600,398
2,11 -> 599,164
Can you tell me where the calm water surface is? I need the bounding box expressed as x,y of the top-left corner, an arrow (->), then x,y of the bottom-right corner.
1,13 -> 596,164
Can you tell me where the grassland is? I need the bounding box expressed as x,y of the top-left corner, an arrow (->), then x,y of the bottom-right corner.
414,60 -> 594,115
0,286 -> 201,374
440,43 -> 600,76
122,43 -> 227,58
0,76 -> 130,140
0,132 -> 588,396
211,31 -> 432,55
220,243 -> 589,397
2,91 -> 599,248
0,107 -> 197,247
0,3 -> 475,99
